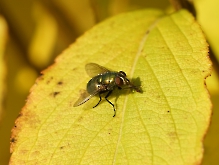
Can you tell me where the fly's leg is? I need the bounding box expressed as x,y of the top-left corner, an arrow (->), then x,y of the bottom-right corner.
105,90 -> 116,117
93,93 -> 102,108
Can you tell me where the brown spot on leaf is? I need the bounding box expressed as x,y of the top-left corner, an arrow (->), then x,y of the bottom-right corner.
69,101 -> 73,107
17,113 -> 23,119
167,131 -> 178,141
77,116 -> 83,122
72,67 -> 77,71
38,74 -> 44,81
60,143 -> 70,150
57,81 -> 63,85
10,138 -> 16,143
52,92 -> 60,97
47,76 -> 53,84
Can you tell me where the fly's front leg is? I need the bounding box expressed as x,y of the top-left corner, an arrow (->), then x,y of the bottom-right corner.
105,90 -> 116,117
93,93 -> 102,108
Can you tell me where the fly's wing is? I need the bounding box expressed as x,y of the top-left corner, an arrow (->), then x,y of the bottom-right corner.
85,63 -> 110,77
74,89 -> 99,107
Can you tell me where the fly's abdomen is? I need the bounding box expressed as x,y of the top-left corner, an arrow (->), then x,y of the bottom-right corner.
86,76 -> 102,94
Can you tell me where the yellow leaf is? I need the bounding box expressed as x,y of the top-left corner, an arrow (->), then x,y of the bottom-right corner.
0,16 -> 7,120
196,0 -> 219,61
10,9 -> 211,165
28,2 -> 58,69
195,0 -> 219,164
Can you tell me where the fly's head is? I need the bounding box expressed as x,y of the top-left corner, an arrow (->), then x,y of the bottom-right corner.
115,71 -> 142,93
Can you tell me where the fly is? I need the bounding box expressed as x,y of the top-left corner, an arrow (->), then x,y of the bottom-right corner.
74,63 -> 141,117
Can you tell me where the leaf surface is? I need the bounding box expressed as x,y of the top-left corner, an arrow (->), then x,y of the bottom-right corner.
10,9 -> 211,165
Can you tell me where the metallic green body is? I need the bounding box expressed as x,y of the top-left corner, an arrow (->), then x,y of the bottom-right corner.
74,63 -> 141,117
87,72 -> 118,94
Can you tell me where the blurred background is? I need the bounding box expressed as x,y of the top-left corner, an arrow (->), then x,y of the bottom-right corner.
0,0 -> 218,165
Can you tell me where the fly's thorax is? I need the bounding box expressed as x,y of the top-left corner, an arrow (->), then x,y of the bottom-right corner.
86,72 -> 117,94
101,72 -> 117,85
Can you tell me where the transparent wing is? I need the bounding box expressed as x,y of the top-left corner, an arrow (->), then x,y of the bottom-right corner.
85,63 -> 110,77
74,89 -> 99,107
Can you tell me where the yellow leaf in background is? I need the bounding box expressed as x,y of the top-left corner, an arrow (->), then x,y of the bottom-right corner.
28,2 -> 58,69
52,0 -> 96,33
195,0 -> 219,164
195,0 -> 219,61
10,9 -> 211,165
0,16 -> 7,120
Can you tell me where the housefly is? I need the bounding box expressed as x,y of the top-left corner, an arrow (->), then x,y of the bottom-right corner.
74,63 -> 141,117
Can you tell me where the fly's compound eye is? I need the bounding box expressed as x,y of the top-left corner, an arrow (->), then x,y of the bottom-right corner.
115,77 -> 124,87
118,71 -> 126,77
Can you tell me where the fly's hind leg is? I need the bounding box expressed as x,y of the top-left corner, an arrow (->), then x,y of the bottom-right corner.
105,90 -> 116,117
